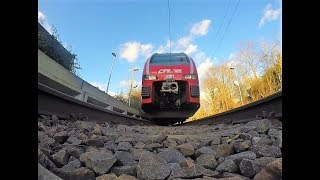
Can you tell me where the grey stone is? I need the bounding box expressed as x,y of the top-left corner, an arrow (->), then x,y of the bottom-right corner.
132,149 -> 154,161
144,143 -> 163,151
241,126 -> 257,133
215,143 -> 234,158
136,154 -> 170,180
177,143 -> 195,156
170,164 -> 216,179
254,157 -> 276,168
110,165 -> 137,176
117,174 -> 138,180
154,133 -> 168,143
53,167 -> 95,180
253,158 -> 282,180
247,130 -> 259,138
85,136 -> 110,147
38,163 -> 62,180
251,137 -> 261,145
114,151 -> 137,166
245,119 -> 272,133
210,137 -> 221,145
96,173 -> 117,180
51,149 -> 70,167
65,145 -> 85,158
254,145 -> 281,157
157,148 -> 186,164
221,172 -> 250,180
61,159 -> 81,171
104,140 -> 117,152
66,136 -> 82,145
117,141 -> 133,151
268,129 -> 280,139
80,148 -> 117,175
218,157 -> 225,164
239,133 -> 252,140
195,146 -> 216,158
38,149 -> 56,171
216,159 -> 238,173
233,140 -> 251,153
225,151 -> 256,165
239,159 -> 261,178
75,121 -> 95,132
196,153 -> 218,170
53,131 -> 69,143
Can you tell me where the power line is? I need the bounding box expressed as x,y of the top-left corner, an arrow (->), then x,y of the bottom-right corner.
167,0 -> 172,60
209,0 -> 241,61
258,40 -> 280,62
206,0 -> 232,56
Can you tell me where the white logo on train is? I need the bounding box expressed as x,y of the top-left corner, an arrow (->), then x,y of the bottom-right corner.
158,69 -> 182,73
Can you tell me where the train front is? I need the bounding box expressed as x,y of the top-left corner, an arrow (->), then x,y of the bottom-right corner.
141,53 -> 200,123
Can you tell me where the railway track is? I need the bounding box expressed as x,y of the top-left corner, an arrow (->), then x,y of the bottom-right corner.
38,84 -> 282,180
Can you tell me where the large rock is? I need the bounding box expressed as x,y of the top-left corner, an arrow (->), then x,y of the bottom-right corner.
224,151 -> 256,165
238,133 -> 252,141
254,157 -> 276,168
38,149 -> 56,171
195,146 -> 216,158
251,145 -> 281,157
117,174 -> 138,180
267,129 -> 280,139
80,148 -> 117,175
233,140 -> 251,153
117,141 -> 133,151
221,172 -> 250,180
104,140 -> 117,152
256,137 -> 274,146
239,159 -> 261,178
153,133 -> 168,143
38,163 -> 62,180
66,136 -> 82,145
245,119 -> 272,133
60,159 -> 81,171
85,136 -> 109,147
114,151 -> 137,166
75,121 -> 95,132
53,131 -> 69,143
54,167 -> 95,180
215,143 -> 234,158
110,165 -> 137,176
65,145 -> 85,158
93,124 -> 102,135
136,154 -> 171,180
157,148 -> 186,164
215,159 -> 238,173
96,173 -> 117,180
177,143 -> 195,156
170,164 -> 218,179
241,126 -> 257,133
180,158 -> 195,167
144,143 -> 163,151
196,153 -> 218,170
132,149 -> 154,161
210,137 -> 221,146
253,158 -> 282,180
51,149 -> 70,167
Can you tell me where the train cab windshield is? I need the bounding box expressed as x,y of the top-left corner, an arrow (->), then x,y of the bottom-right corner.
150,53 -> 190,65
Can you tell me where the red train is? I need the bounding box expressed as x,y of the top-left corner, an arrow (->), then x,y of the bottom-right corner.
141,53 -> 200,124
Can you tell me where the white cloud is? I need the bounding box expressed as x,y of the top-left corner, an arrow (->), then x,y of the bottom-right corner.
190,19 -> 211,36
184,44 -> 198,55
197,59 -> 214,79
119,41 -> 153,62
119,80 -> 130,88
259,4 -> 281,28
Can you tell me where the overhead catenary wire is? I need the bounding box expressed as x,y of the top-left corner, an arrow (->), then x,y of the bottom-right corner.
209,0 -> 241,61
167,0 -> 172,62
206,0 -> 232,57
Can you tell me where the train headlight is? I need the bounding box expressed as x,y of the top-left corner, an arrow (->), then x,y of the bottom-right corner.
183,74 -> 197,79
143,75 -> 157,80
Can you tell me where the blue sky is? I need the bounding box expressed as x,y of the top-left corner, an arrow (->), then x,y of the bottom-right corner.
38,0 -> 282,96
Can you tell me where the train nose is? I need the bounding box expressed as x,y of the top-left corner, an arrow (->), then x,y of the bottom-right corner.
160,80 -> 179,94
